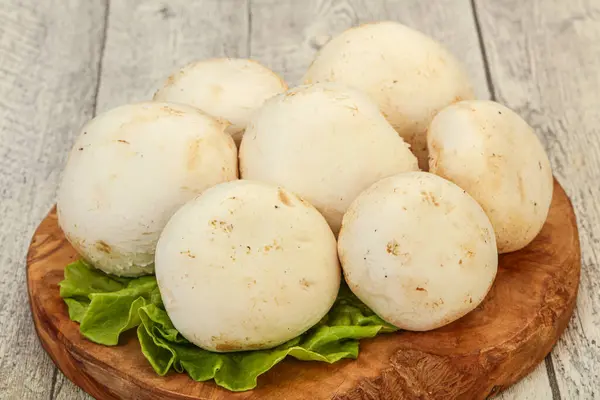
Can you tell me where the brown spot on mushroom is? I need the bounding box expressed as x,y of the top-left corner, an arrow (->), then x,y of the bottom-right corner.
386,240 -> 400,256
415,287 -> 427,292
459,259 -> 463,265
180,250 -> 196,258
161,105 -> 185,116
117,139 -> 130,144
165,74 -> 176,86
95,240 -> 111,254
263,240 -> 282,253
186,139 -> 202,170
78,147 -> 84,151
452,95 -> 463,103
429,299 -> 444,308
214,341 -> 266,352
428,140 -> 443,172
298,197 -> 311,208
480,227 -> 492,243
385,240 -> 411,263
277,189 -> 294,206
420,191 -> 440,206
141,232 -> 153,236
299,278 -> 311,289
517,173 -> 526,202
209,219 -> 233,233
487,153 -> 505,175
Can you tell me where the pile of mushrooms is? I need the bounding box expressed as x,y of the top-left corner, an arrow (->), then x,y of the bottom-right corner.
57,21 -> 552,350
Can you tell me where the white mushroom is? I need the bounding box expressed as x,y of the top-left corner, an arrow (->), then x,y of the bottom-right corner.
338,172 -> 498,331
153,58 -> 288,145
428,100 -> 553,253
303,21 -> 474,169
239,82 -> 418,235
155,180 -> 340,352
57,102 -> 238,277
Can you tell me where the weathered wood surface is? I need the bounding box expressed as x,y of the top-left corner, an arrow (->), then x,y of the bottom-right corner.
1,0 -> 598,398
475,1 -> 600,398
0,1 -> 107,399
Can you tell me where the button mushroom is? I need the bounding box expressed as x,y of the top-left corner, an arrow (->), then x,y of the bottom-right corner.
303,21 -> 475,169
427,100 -> 553,253
338,172 -> 498,331
153,58 -> 288,146
57,102 -> 238,277
155,180 -> 340,351
239,82 -> 418,235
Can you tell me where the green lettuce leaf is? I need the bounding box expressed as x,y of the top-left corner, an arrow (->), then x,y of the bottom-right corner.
60,260 -> 397,391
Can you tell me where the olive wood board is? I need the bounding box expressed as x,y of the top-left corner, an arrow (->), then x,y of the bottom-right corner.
26,179 -> 580,400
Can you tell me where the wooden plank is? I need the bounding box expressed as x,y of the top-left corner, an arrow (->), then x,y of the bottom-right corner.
95,0 -> 249,113
0,0 -> 107,399
498,363 -> 553,400
475,0 -> 600,398
53,373 -> 92,400
249,0 -> 490,98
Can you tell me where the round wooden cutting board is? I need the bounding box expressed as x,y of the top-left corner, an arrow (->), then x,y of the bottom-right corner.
27,179 -> 580,400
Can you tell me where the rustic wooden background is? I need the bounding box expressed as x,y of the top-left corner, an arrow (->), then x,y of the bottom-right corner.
0,0 -> 598,399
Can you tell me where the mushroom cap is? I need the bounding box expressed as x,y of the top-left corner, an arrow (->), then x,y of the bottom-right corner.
338,172 -> 498,331
57,102 -> 238,276
239,82 -> 418,235
153,58 -> 288,144
155,180 -> 340,352
428,100 -> 553,253
303,21 -> 474,169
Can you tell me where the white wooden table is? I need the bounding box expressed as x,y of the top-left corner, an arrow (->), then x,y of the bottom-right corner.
1,1 -> 598,398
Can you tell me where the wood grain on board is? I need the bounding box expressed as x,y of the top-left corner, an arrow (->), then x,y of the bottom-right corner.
27,180 -> 579,400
